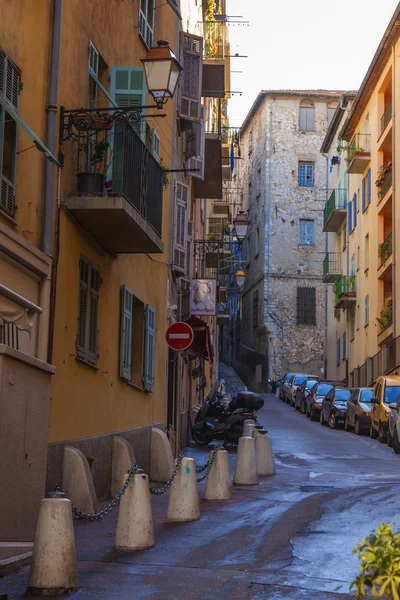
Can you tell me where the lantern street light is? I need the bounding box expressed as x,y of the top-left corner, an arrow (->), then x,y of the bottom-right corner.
141,40 -> 183,107
233,210 -> 250,242
235,268 -> 246,290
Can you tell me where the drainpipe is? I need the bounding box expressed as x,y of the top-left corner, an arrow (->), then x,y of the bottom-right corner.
392,44 -> 396,340
322,152 -> 329,378
37,0 -> 62,363
264,105 -> 284,377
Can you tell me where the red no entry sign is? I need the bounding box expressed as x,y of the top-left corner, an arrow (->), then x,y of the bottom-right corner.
166,321 -> 194,351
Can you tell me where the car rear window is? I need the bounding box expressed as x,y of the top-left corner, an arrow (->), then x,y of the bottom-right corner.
294,376 -> 307,385
306,380 -> 317,390
360,390 -> 374,402
336,389 -> 351,400
316,384 -> 333,395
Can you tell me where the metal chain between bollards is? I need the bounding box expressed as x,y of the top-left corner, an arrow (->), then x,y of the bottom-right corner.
149,451 -> 185,496
196,443 -> 224,482
55,462 -> 142,522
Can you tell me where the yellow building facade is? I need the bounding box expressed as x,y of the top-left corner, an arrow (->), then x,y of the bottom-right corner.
323,6 -> 400,389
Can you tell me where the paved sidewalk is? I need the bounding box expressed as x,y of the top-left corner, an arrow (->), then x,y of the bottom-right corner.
219,363 -> 248,398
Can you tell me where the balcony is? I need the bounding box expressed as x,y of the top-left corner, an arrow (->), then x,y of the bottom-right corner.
323,189 -> 347,232
193,134 -> 222,199
346,133 -> 371,174
202,21 -> 228,98
380,100 -> 392,135
334,276 -> 356,309
378,297 -> 393,346
378,232 -> 392,279
377,166 -> 392,204
64,119 -> 164,254
323,252 -> 342,283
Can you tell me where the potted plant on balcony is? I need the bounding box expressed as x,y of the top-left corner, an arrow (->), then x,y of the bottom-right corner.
345,275 -> 356,296
77,138 -> 111,194
377,297 -> 392,332
378,240 -> 391,264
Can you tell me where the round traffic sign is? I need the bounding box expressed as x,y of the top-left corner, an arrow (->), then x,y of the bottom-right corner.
166,321 -> 194,351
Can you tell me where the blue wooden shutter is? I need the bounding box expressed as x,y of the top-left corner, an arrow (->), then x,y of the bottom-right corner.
337,339 -> 340,365
110,67 -> 146,138
348,201 -> 352,233
343,332 -> 347,359
120,285 -> 133,380
144,304 -> 155,392
367,168 -> 371,204
361,177 -> 365,212
353,193 -> 357,227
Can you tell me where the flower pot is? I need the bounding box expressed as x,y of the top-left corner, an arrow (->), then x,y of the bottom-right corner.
77,172 -> 105,194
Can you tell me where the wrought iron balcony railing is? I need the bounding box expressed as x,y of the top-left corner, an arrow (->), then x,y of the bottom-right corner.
346,133 -> 371,164
381,100 -> 392,134
380,168 -> 392,199
323,252 -> 342,282
323,188 -> 347,227
378,232 -> 392,268
203,21 -> 227,60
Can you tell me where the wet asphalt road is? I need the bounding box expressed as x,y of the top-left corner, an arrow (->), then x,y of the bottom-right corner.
2,394 -> 400,599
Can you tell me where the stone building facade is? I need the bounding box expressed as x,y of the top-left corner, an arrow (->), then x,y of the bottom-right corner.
235,91 -> 343,388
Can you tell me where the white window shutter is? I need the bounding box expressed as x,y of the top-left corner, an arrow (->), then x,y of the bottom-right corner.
188,105 -> 205,179
144,305 -> 155,392
89,41 -> 99,78
173,182 -> 189,273
178,33 -> 203,121
120,285 -> 133,380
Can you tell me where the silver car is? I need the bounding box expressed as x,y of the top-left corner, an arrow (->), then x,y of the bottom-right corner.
345,388 -> 374,435
280,372 -> 301,402
287,374 -> 319,407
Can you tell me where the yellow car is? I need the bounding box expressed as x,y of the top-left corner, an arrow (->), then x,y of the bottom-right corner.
370,376 -> 400,443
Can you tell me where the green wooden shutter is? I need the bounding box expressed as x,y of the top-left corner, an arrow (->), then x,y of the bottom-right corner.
144,304 -> 155,392
110,66 -> 147,138
88,265 -> 100,365
76,257 -> 90,360
120,285 -> 133,380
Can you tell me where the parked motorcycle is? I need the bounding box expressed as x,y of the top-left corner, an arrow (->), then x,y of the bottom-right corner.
192,390 -> 264,446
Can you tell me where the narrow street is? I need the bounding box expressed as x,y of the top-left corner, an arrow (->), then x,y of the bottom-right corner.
2,393 -> 399,599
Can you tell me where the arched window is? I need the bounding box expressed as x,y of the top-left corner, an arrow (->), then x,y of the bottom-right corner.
327,101 -> 338,126
299,99 -> 314,131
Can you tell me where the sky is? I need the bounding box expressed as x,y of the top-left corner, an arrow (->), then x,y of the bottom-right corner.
227,0 -> 399,126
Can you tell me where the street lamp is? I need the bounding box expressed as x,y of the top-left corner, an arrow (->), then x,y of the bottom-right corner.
235,268 -> 246,290
233,210 -> 250,242
141,40 -> 183,107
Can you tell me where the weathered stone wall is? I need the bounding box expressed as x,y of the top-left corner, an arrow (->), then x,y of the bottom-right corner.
238,92 -> 339,380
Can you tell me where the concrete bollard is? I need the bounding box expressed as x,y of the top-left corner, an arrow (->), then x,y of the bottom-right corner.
204,449 -> 232,501
167,457 -> 200,522
242,422 -> 256,437
243,419 -> 256,426
256,433 -> 275,476
62,446 -> 97,514
150,428 -> 174,483
27,492 -> 78,596
233,436 -> 258,485
112,436 -> 135,497
115,472 -> 155,551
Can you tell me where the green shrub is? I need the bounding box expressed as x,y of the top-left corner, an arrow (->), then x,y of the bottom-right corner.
352,523 -> 400,599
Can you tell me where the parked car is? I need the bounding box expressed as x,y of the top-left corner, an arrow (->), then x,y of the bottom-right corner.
280,373 -> 299,402
370,376 -> 400,443
287,374 -> 319,407
387,397 -> 400,453
345,388 -> 374,435
295,378 -> 321,411
304,382 -> 334,419
320,387 -> 352,428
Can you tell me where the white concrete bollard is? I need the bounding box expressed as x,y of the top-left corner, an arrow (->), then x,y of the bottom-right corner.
115,472 -> 155,551
243,419 -> 256,426
112,436 -> 135,497
233,436 -> 258,485
27,492 -> 78,596
62,446 -> 97,514
256,433 -> 275,476
167,457 -> 200,522
204,449 -> 232,501
242,422 -> 256,438
150,427 -> 174,483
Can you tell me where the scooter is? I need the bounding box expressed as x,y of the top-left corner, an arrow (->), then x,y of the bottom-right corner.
192,390 -> 264,446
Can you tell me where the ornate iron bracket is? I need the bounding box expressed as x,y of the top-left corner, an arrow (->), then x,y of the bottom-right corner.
59,105 -> 166,144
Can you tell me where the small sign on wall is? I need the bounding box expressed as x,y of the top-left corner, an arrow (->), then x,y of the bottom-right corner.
190,279 -> 216,316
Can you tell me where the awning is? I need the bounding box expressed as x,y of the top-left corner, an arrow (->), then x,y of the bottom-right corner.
185,315 -> 213,363
0,98 -> 61,166
165,0 -> 182,19
0,283 -> 42,332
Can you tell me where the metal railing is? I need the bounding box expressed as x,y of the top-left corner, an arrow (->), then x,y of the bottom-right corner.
378,232 -> 392,268
335,275 -> 356,297
323,252 -> 341,279
381,100 -> 392,133
346,133 -> 371,164
380,168 -> 392,199
204,21 -> 227,60
0,318 -> 19,350
351,335 -> 400,387
323,189 -> 347,225
193,239 -> 241,283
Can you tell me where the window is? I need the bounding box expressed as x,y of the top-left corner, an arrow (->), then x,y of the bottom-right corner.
365,234 -> 369,270
348,200 -> 352,233
350,308 -> 355,340
350,254 -> 355,276
253,290 -> 259,328
178,33 -> 203,121
0,49 -> 20,216
298,162 -> 314,187
173,182 -> 189,272
343,332 -> 347,359
299,100 -> 314,131
76,256 -> 101,366
139,0 -> 155,48
151,129 -> 161,160
110,66 -> 147,139
367,168 -> 371,205
353,193 -> 357,227
88,41 -> 113,108
327,102 -> 337,126
364,295 -> 369,326
337,339 -> 340,365
120,285 -> 155,391
297,287 -> 316,325
299,219 -> 315,246
361,177 -> 366,212
255,227 -> 260,256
